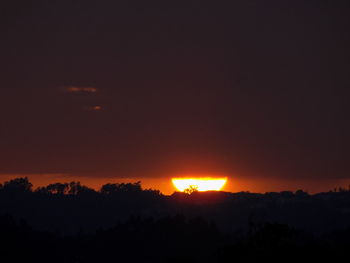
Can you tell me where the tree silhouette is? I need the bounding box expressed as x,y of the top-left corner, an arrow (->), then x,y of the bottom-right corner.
101,182 -> 142,194
46,183 -> 69,195
67,181 -> 95,195
295,189 -> 308,197
3,177 -> 32,193
184,185 -> 199,194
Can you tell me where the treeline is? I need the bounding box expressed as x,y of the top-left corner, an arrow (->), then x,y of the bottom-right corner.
2,177 -> 350,262
1,177 -> 350,235
0,177 -> 167,234
0,177 -> 162,196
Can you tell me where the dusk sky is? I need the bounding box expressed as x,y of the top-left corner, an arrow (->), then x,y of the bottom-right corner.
1,1 -> 349,193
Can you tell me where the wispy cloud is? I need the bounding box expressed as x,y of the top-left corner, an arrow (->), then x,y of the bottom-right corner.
83,105 -> 103,111
62,86 -> 98,93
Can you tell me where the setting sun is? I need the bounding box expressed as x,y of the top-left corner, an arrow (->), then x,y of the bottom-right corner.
172,177 -> 227,192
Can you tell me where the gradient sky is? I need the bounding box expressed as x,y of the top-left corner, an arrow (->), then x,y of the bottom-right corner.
1,1 -> 349,192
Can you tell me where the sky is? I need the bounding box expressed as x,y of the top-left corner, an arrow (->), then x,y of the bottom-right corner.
0,0 -> 349,193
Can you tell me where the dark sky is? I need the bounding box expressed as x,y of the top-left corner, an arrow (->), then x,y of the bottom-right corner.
1,0 -> 349,181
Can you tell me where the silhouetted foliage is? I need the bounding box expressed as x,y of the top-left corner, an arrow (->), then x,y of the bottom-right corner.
36,181 -> 97,196
184,185 -> 199,194
39,182 -> 69,194
3,177 -> 32,193
1,177 -> 350,262
100,181 -> 142,194
295,189 -> 308,197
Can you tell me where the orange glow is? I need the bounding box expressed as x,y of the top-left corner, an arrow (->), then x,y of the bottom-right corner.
172,177 -> 227,192
2,174 -> 350,195
90,106 -> 102,111
83,105 -> 103,111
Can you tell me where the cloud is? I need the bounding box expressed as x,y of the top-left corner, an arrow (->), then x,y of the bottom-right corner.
83,105 -> 103,111
62,86 -> 98,93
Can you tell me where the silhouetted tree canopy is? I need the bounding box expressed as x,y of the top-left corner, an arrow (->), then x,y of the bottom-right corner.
3,177 -> 32,193
100,181 -> 142,194
0,177 -> 350,238
184,185 -> 199,194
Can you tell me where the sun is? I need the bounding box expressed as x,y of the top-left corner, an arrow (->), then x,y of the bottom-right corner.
172,177 -> 227,192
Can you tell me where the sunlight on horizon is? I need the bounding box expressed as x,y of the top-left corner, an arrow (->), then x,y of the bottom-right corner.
172,177 -> 227,192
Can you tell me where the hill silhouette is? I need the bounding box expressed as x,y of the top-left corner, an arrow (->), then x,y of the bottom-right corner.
1,177 -> 350,262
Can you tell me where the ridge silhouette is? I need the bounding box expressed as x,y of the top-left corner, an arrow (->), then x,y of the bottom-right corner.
1,177 -> 350,262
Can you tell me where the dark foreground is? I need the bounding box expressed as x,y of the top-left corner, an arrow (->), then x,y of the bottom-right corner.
1,178 -> 350,262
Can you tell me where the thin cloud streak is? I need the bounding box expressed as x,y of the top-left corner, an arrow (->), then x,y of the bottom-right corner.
62,86 -> 98,94
83,105 -> 103,111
